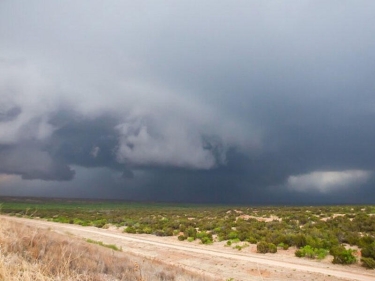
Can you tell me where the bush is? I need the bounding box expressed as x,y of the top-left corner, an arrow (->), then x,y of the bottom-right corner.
330,246 -> 357,265
293,234 -> 307,248
361,242 -> 375,259
92,219 -> 107,228
185,227 -> 197,238
257,241 -> 269,253
247,237 -> 258,244
359,236 -> 375,248
200,237 -> 213,244
142,227 -> 152,234
124,226 -> 136,233
295,245 -> 328,260
316,248 -> 329,259
295,249 -> 304,257
163,227 -> 174,236
268,243 -> 277,253
361,257 -> 375,269
278,242 -> 289,250
196,231 -> 213,244
257,241 -> 277,254
228,231 -> 238,240
178,235 -> 186,241
154,230 -> 166,236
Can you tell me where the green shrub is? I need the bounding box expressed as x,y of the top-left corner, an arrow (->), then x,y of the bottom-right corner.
359,236 -> 375,248
316,248 -> 329,259
361,242 -> 375,259
330,246 -> 357,265
295,245 -> 328,260
278,243 -> 289,250
163,227 -> 174,236
196,231 -> 213,244
92,219 -> 107,228
257,241 -> 269,253
124,226 -> 136,233
178,235 -> 186,241
257,241 -> 277,254
247,237 -> 257,244
293,234 -> 307,248
295,249 -> 304,257
185,227 -> 197,238
228,231 -> 238,240
361,257 -> 375,269
142,227 -> 152,234
268,243 -> 277,253
200,237 -> 213,244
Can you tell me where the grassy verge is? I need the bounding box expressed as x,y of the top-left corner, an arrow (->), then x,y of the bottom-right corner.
0,218 -> 216,281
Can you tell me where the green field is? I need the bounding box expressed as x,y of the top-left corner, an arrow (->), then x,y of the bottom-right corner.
1,197 -> 375,269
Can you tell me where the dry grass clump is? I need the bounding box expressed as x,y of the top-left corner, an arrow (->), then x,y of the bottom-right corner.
0,218 -> 214,281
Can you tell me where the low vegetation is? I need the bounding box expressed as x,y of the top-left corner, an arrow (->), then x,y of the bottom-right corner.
86,238 -> 122,251
0,217 -> 215,281
1,197 -> 375,270
295,245 -> 328,260
257,241 -> 277,254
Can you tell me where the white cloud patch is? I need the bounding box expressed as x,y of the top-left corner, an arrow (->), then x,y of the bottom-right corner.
287,170 -> 372,193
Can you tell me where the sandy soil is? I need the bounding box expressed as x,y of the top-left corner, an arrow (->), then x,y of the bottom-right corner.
2,215 -> 375,281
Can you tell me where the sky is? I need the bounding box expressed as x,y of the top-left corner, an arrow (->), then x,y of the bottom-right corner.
0,1 -> 375,204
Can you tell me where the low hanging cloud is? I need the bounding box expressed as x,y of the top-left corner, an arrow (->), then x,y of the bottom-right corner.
287,170 -> 372,193
115,117 -> 228,170
0,58 -> 258,181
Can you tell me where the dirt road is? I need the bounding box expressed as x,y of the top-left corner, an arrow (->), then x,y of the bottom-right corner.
2,215 -> 375,281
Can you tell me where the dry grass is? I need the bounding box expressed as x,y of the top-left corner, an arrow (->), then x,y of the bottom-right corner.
0,218 -> 216,281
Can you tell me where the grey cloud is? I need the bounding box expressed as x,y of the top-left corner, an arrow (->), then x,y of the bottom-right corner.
0,107 -> 21,122
0,57 -> 253,171
121,169 -> 134,179
0,144 -> 75,181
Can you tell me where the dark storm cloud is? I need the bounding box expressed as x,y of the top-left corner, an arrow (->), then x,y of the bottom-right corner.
48,114 -> 121,170
0,143 -> 75,181
1,1 -> 375,203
